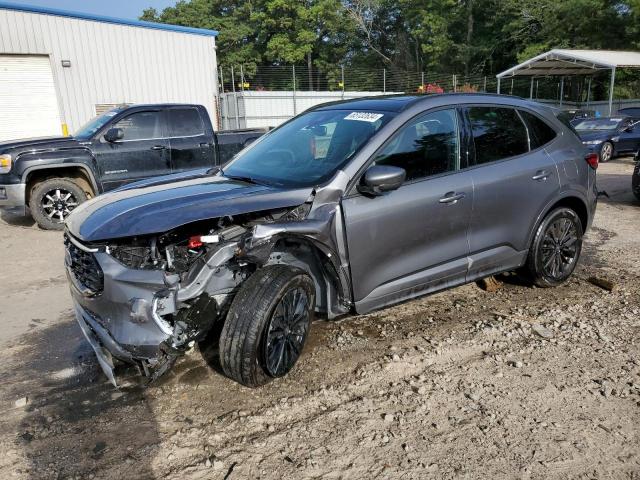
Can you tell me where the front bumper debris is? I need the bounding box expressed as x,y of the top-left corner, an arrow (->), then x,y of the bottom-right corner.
66,235 -> 181,385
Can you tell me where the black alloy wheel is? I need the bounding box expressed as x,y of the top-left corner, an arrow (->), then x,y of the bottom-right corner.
263,286 -> 311,377
526,207 -> 583,288
539,216 -> 580,281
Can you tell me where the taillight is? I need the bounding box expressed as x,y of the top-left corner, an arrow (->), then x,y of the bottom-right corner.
585,153 -> 598,170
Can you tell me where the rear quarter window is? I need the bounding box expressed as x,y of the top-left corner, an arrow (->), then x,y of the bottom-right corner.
519,110 -> 557,149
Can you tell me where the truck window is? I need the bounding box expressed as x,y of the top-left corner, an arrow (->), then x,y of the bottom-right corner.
113,111 -> 162,141
167,108 -> 205,137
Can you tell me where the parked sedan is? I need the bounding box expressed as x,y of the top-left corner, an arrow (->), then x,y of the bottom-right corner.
574,117 -> 640,162
63,94 -> 598,387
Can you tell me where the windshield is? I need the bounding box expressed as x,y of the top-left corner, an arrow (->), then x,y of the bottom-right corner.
74,109 -> 122,138
574,118 -> 624,131
222,109 -> 395,188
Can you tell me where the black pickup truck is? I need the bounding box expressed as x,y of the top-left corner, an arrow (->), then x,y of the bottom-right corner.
0,104 -> 265,230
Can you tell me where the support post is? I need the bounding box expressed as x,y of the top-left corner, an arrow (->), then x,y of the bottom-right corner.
219,68 -> 226,129
586,76 -> 592,108
292,65 -> 297,116
453,74 -> 457,92
383,68 -> 386,93
608,67 -> 616,115
497,77 -> 501,94
483,76 -> 487,92
341,65 -> 345,99
421,71 -> 425,91
559,76 -> 564,108
231,66 -> 240,129
529,77 -> 534,99
240,65 -> 244,92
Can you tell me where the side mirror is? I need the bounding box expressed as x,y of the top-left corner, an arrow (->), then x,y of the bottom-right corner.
358,165 -> 406,196
104,128 -> 124,143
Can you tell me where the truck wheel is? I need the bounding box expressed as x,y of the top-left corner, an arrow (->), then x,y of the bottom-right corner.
219,265 -> 315,387
525,207 -> 583,288
29,178 -> 87,231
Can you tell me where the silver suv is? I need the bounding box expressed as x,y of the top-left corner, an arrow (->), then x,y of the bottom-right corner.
64,94 -> 598,387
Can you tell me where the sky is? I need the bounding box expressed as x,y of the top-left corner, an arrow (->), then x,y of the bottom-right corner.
8,0 -> 177,20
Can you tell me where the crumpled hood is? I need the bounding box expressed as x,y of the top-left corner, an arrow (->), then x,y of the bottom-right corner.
66,173 -> 313,242
0,136 -> 80,155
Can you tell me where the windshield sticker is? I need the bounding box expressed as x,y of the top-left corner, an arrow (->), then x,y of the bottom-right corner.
344,112 -> 384,122
105,111 -> 118,117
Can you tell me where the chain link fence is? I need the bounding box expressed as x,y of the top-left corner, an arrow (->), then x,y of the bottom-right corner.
217,65 -> 640,129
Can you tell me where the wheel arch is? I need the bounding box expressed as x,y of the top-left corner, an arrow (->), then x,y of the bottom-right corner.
526,194 -> 589,250
263,235 -> 351,319
24,165 -> 98,205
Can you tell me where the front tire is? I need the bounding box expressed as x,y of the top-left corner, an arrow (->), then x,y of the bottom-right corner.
29,178 -> 87,231
600,141 -> 613,163
219,265 -> 315,387
525,208 -> 583,288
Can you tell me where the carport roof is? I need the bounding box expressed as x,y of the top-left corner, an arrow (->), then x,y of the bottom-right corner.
496,49 -> 640,78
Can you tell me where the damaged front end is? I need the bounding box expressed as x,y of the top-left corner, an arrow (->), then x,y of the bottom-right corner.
65,198 -> 350,386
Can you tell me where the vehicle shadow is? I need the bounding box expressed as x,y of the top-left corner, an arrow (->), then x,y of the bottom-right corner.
596,171 -> 638,207
0,210 -> 36,228
0,317 -> 161,479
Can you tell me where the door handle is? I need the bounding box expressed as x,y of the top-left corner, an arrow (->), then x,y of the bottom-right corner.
439,192 -> 466,204
532,170 -> 550,181
199,142 -> 212,148
151,145 -> 167,150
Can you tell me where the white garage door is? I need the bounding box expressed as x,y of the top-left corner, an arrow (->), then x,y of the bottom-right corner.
0,55 -> 62,142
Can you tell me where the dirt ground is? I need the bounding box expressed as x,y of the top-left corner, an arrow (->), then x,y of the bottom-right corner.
0,158 -> 638,480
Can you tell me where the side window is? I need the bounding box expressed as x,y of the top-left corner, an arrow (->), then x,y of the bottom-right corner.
167,108 -> 205,137
373,109 -> 460,182
113,111 -> 161,141
468,107 -> 528,164
520,110 -> 557,149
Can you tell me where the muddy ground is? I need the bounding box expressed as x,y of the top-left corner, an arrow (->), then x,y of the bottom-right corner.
0,158 -> 638,480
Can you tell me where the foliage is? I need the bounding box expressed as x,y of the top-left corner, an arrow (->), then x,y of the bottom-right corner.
141,0 -> 640,77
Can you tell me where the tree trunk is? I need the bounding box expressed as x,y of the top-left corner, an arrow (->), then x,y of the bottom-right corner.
465,0 -> 474,77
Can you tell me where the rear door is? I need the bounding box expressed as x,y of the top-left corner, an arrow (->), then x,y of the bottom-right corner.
342,108 -> 473,312
464,106 -> 561,279
166,107 -> 214,173
93,109 -> 170,191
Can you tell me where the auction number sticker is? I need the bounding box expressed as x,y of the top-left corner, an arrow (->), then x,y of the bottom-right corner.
344,112 -> 384,122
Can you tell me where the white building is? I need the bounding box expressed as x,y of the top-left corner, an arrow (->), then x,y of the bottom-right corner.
0,1 -> 219,142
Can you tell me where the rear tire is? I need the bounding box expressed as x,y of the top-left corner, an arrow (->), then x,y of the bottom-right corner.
600,141 -> 613,163
525,208 -> 583,288
29,178 -> 87,231
219,265 -> 315,387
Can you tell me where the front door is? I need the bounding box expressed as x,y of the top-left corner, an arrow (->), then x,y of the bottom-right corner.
166,107 -> 215,173
463,106 -> 561,279
342,108 -> 473,313
615,120 -> 640,154
94,109 -> 170,191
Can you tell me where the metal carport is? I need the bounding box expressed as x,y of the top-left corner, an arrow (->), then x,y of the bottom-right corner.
496,49 -> 640,115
